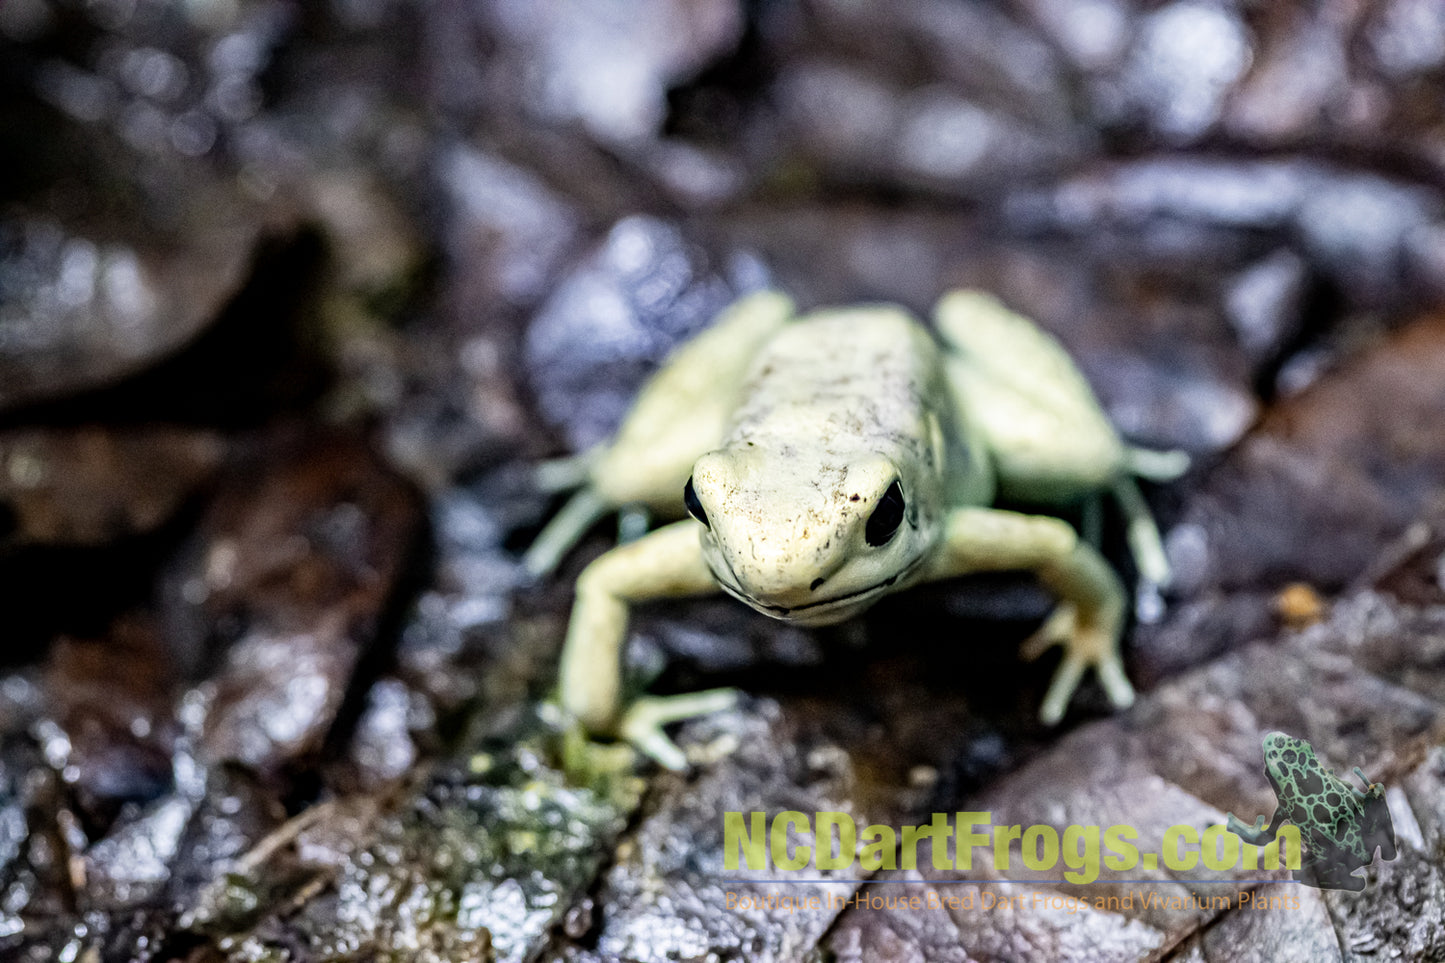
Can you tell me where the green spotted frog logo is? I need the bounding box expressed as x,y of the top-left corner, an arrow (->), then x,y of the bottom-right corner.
1227,731 -> 1397,891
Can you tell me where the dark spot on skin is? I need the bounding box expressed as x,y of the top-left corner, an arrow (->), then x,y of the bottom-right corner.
1282,750 -> 1297,765
1326,792 -> 1341,806
849,494 -> 860,502
1293,804 -> 1310,824
1314,804 -> 1330,824
810,577 -> 825,591
1298,769 -> 1323,795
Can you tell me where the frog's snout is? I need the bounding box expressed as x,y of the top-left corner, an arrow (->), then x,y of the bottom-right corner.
1262,730 -> 1295,751
720,538 -> 846,609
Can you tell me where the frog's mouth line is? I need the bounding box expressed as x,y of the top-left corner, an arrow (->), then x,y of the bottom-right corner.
710,554 -> 927,619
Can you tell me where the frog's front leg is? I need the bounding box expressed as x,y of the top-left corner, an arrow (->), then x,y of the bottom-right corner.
523,291 -> 793,578
1225,807 -> 1285,847
920,507 -> 1133,724
558,519 -> 731,770
934,291 -> 1186,598
1352,771 -> 1398,861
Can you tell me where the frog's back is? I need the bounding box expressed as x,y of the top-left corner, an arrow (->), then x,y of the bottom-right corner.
723,307 -> 945,458
1264,733 -> 1373,862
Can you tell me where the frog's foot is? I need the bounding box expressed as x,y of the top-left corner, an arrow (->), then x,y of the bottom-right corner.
1225,813 -> 1272,846
1020,603 -> 1135,725
617,688 -> 739,771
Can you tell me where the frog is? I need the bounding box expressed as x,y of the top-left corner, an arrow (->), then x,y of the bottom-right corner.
524,289 -> 1189,769
1226,731 -> 1397,891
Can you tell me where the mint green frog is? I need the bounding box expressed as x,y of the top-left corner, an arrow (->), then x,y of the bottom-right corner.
1227,731 -> 1397,891
526,290 -> 1188,768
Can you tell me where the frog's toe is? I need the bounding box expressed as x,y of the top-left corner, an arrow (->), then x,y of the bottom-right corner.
1134,581 -> 1165,625
1338,873 -> 1368,893
1020,604 -> 1076,662
623,719 -> 689,772
1351,766 -> 1385,794
1126,446 -> 1191,482
1095,653 -> 1135,711
618,688 -> 738,771
617,504 -> 652,543
1038,653 -> 1087,725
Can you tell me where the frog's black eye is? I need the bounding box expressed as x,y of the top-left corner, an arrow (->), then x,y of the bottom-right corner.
683,476 -> 709,528
865,480 -> 905,547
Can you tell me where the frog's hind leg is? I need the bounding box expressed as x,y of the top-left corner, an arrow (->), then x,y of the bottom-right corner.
933,291 -> 1187,597
523,486 -> 615,578
1116,448 -> 1190,596
521,458 -> 658,581
933,290 -> 1126,502
521,447 -> 611,577
1352,771 -> 1398,861
1111,475 -> 1171,598
1297,854 -> 1368,892
521,291 -> 795,578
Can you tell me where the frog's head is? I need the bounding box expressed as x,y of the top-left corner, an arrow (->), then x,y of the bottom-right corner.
685,445 -> 941,626
1261,731 -> 1316,790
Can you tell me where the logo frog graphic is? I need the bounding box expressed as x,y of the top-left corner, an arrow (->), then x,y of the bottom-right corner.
1227,731 -> 1397,891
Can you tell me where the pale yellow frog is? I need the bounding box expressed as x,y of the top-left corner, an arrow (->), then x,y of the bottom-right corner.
525,291 -> 1187,768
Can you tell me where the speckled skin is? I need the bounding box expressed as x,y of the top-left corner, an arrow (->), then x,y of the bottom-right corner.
538,290 -> 1183,769
693,307 -> 951,625
1227,732 -> 1397,891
